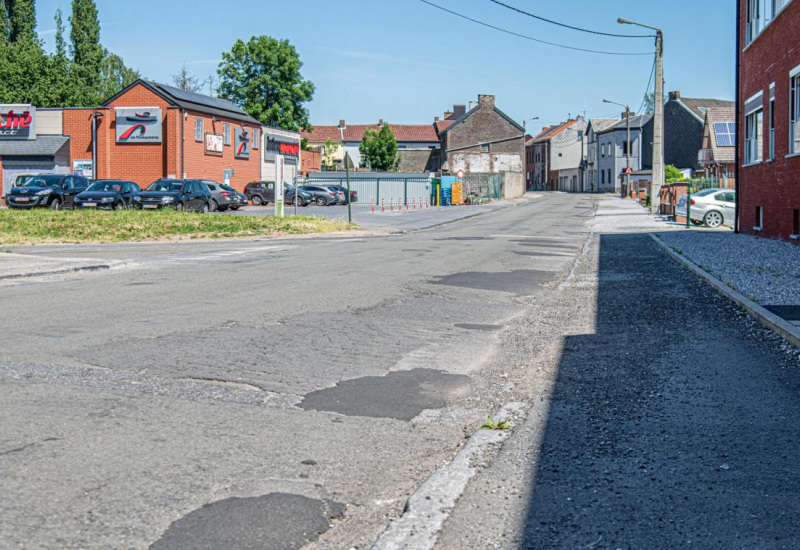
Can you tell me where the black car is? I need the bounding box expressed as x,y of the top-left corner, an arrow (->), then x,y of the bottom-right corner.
298,185 -> 340,206
220,184 -> 247,210
5,173 -> 90,210
75,180 -> 141,210
328,185 -> 358,204
133,179 -> 212,212
245,181 -> 311,207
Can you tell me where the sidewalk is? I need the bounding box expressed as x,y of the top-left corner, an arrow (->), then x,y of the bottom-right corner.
0,252 -> 118,280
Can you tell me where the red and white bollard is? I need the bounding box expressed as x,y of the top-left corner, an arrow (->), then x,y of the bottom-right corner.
390,198 -> 394,212
371,198 -> 375,214
381,198 -> 385,213
412,197 -> 417,210
405,199 -> 409,211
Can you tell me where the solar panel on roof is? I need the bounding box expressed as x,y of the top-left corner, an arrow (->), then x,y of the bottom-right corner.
714,122 -> 736,147
157,82 -> 249,116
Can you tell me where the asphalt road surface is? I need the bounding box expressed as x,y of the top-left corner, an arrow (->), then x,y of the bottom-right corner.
3,193 -> 799,550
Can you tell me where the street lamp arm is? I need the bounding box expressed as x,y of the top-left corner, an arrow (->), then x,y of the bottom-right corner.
617,18 -> 662,35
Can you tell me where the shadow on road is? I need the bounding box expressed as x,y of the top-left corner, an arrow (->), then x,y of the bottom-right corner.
523,233 -> 800,549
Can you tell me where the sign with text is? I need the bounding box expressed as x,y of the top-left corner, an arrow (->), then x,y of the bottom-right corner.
235,128 -> 251,159
73,159 -> 94,179
0,105 -> 36,140
265,134 -> 299,158
205,133 -> 223,155
115,108 -> 162,143
275,154 -> 285,217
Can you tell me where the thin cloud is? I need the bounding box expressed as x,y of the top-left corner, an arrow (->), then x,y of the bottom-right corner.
37,28 -> 57,37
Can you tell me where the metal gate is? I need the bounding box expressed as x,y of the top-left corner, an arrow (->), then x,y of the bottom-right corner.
302,172 -> 432,207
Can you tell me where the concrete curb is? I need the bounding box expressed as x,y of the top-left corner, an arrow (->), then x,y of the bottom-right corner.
650,233 -> 800,349
0,263 -> 113,281
371,402 -> 526,550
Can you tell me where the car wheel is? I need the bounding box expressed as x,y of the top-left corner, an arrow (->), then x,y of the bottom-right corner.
202,202 -> 210,214
176,202 -> 184,212
315,196 -> 327,206
50,198 -> 62,211
113,201 -> 125,211
703,210 -> 723,228
209,199 -> 218,212
251,195 -> 263,206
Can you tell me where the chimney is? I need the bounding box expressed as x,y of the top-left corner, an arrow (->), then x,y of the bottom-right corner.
668,91 -> 680,101
338,119 -> 346,128
452,104 -> 466,118
478,94 -> 495,107
444,110 -> 453,119
434,116 -> 440,122
379,119 -> 384,126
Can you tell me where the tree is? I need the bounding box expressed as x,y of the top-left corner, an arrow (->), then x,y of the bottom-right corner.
8,0 -> 36,43
70,0 -> 103,105
360,124 -> 399,171
97,49 -> 139,101
172,63 -> 202,92
665,164 -> 683,183
217,36 -> 314,131
1,1 -> 10,43
321,138 -> 339,171
643,92 -> 655,116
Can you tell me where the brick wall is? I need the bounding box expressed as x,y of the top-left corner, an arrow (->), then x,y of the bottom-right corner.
739,0 -> 800,241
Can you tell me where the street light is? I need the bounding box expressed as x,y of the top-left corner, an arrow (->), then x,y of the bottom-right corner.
618,17 -> 663,214
603,99 -> 632,199
522,117 -> 539,190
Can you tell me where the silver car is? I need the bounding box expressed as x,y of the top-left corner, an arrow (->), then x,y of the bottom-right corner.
675,189 -> 735,228
203,181 -> 232,212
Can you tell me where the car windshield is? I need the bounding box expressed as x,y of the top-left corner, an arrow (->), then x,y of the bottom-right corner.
24,175 -> 62,187
147,181 -> 182,192
220,184 -> 236,192
88,181 -> 123,192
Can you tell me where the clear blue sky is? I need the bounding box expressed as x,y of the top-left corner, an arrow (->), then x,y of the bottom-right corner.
35,0 -> 734,134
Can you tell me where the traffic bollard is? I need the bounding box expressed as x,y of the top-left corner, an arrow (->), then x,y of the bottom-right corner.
381,198 -> 385,213
371,198 -> 375,214
390,198 -> 394,212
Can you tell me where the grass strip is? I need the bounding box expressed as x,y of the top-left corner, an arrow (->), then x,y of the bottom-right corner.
0,209 -> 355,245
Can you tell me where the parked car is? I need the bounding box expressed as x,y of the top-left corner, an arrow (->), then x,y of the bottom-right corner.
5,173 -> 90,210
328,185 -> 358,204
220,184 -> 247,210
675,189 -> 735,228
298,185 -> 340,206
133,179 -> 212,212
244,181 -> 275,206
284,183 -> 313,207
203,181 -> 233,212
13,174 -> 35,188
75,180 -> 141,210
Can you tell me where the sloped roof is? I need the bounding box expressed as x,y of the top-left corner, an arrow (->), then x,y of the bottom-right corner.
435,119 -> 457,135
533,119 -> 577,143
0,135 -> 69,156
706,107 -> 736,164
596,114 -> 652,134
677,97 -> 735,121
588,118 -> 617,134
438,103 -> 524,135
103,79 -> 262,126
302,123 -> 439,143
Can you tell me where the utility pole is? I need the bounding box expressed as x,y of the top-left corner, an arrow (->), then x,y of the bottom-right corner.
619,18 -> 664,213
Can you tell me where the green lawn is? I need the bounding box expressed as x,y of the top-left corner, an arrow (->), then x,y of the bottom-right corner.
0,209 -> 355,245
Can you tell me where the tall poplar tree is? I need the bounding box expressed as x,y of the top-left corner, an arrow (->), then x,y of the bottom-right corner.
70,0 -> 102,104
9,0 -> 36,43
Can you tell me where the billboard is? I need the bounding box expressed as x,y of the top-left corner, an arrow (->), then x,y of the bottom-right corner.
205,133 -> 223,155
265,134 -> 299,158
235,128 -> 251,159
0,105 -> 36,140
115,108 -> 162,143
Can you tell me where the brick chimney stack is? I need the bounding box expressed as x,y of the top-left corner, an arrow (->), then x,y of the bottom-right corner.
478,94 -> 496,107
338,119 -> 346,128
668,91 -> 681,101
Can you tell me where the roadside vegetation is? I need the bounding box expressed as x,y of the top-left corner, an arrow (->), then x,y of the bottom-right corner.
0,209 -> 354,245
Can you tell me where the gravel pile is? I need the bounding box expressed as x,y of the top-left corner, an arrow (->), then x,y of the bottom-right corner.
657,231 -> 800,306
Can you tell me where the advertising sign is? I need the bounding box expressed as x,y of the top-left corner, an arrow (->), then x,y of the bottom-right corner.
265,134 -> 299,158
0,105 -> 36,140
72,159 -> 94,179
275,154 -> 285,217
115,108 -> 162,143
235,128 -> 251,159
205,133 -> 223,155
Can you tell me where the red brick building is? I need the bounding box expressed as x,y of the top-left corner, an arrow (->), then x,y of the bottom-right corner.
738,0 -> 800,241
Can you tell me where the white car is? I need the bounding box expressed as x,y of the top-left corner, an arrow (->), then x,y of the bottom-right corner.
675,189 -> 735,228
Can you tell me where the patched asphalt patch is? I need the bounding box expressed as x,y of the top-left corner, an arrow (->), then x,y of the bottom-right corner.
299,368 -> 471,421
454,323 -> 503,332
149,493 -> 344,550
432,270 -> 551,294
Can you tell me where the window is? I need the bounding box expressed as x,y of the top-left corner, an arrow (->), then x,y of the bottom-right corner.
747,0 -> 792,44
791,71 -> 800,155
223,123 -> 231,146
601,170 -> 605,184
481,143 -> 489,152
622,141 -> 630,156
769,84 -> 775,159
755,206 -> 764,230
194,118 -> 203,142
744,94 -> 763,164
252,128 -> 259,150
601,144 -> 605,157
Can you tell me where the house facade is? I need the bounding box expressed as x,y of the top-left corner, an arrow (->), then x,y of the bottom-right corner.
595,114 -> 652,193
529,119 -> 582,191
585,119 -> 617,192
438,94 -> 525,198
698,106 -> 736,188
738,0 -> 798,241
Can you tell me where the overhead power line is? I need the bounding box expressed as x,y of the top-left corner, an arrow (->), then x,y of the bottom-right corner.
637,56 -> 657,114
418,0 -> 654,57
488,0 -> 653,39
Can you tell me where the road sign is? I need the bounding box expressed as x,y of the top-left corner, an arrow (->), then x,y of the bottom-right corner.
624,167 -> 633,175
456,169 -> 465,179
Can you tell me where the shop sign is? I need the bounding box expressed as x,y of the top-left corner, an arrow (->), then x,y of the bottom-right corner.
235,128 -> 251,159
205,133 -> 223,155
265,134 -> 299,157
73,159 -> 94,179
115,108 -> 162,143
0,105 -> 36,140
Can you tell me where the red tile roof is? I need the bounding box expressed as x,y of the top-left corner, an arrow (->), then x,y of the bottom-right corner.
435,119 -> 457,134
303,123 -> 439,144
532,120 -> 577,143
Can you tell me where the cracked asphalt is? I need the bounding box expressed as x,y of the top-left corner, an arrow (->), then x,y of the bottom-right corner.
1,194 -> 593,549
